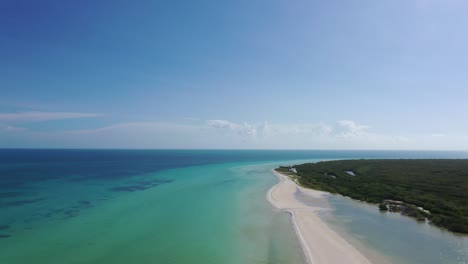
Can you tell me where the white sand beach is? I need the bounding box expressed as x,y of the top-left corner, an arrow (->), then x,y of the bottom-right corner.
267,170 -> 373,264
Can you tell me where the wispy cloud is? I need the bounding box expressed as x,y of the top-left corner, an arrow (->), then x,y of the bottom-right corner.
335,120 -> 370,138
2,118 -> 465,150
206,119 -> 370,139
68,122 -> 194,135
204,119 -> 409,149
267,122 -> 332,136
206,119 -> 262,137
0,111 -> 104,122
0,124 -> 26,132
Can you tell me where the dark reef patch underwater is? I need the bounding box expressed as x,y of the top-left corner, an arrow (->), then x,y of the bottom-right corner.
109,179 -> 173,192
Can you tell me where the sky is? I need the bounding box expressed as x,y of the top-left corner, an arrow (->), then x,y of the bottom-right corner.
1,0 -> 468,149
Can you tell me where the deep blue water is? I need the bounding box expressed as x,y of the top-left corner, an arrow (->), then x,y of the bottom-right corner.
2,149 -> 468,203
3,149 -> 468,184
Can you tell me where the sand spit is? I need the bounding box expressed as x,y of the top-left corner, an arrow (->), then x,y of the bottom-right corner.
267,170 -> 372,264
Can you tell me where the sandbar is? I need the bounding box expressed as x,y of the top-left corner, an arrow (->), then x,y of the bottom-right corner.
267,170 -> 372,264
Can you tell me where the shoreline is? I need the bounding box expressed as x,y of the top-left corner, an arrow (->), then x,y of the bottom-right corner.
267,170 -> 373,264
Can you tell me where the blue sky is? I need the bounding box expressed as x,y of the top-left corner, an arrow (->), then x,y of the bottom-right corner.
1,0 -> 468,149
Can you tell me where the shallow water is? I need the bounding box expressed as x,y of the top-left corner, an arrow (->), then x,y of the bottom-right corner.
322,195 -> 468,264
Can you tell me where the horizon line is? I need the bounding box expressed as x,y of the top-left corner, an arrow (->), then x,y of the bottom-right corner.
1,148 -> 468,152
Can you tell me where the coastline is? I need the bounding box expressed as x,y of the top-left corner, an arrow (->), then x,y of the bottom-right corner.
267,170 -> 373,264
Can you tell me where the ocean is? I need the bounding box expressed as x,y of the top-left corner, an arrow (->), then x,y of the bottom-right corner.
1,149 -> 467,263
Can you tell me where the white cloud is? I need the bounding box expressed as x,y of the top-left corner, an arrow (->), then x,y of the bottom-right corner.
206,119 -> 261,137
269,123 -> 333,136
2,118 -> 467,150
335,120 -> 370,138
207,120 -> 333,139
0,111 -> 103,122
207,119 -> 371,140
202,119 -> 421,149
206,119 -> 240,130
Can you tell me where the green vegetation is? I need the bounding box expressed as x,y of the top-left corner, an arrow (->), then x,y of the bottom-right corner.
378,203 -> 388,211
276,159 -> 468,234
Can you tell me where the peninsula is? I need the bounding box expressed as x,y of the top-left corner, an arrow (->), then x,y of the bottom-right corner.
276,159 -> 468,234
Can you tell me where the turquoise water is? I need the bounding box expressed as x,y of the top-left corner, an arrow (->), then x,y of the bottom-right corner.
1,150 -> 468,263
1,161 -> 306,263
1,150 -> 315,264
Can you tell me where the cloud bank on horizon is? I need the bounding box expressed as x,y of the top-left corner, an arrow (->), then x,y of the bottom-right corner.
1,0 -> 468,149
0,113 -> 465,150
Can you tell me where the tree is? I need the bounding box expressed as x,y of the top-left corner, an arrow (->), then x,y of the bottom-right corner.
379,203 -> 388,211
